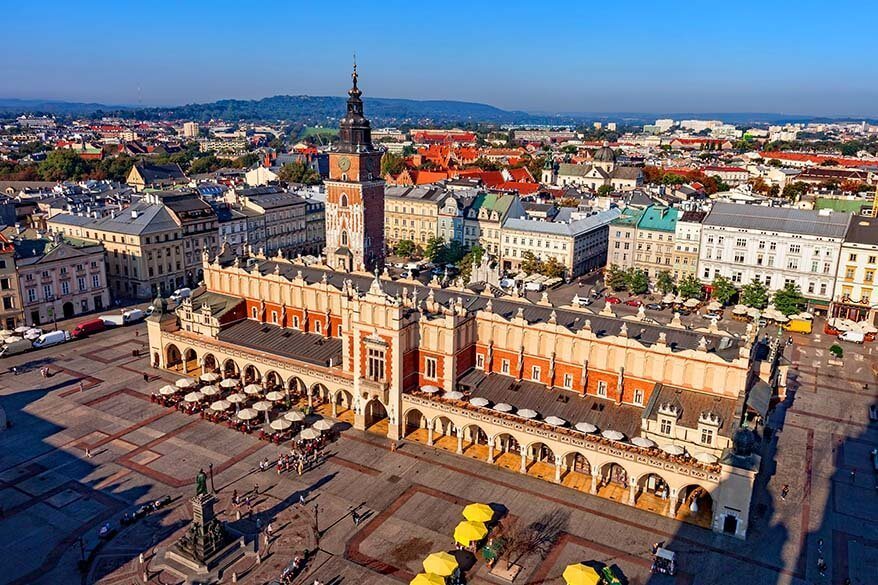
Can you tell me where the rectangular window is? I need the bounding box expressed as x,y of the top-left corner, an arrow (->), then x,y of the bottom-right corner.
501,359 -> 510,375
531,366 -> 541,382
476,353 -> 485,370
271,311 -> 278,324
27,288 -> 37,303
633,388 -> 644,405
92,275 -> 100,288
701,428 -> 714,445
563,373 -> 573,389
596,380 -> 607,397
0,278 -> 8,290
660,418 -> 672,435
367,347 -> 386,381
61,281 -> 70,295
425,357 -> 437,380
43,284 -> 52,299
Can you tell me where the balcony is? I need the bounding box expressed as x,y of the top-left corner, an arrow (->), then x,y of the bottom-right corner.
358,376 -> 389,404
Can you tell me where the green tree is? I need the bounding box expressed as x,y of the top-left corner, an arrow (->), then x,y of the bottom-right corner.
424,236 -> 447,264
625,268 -> 650,295
542,257 -> 565,278
605,264 -> 627,291
39,148 -> 91,181
656,270 -> 675,294
277,161 -> 321,185
597,184 -> 614,196
711,275 -> 737,305
773,282 -> 806,316
472,156 -> 501,171
444,240 -> 466,264
740,279 -> 769,309
381,152 -> 406,177
782,181 -> 809,201
520,251 -> 541,274
188,155 -> 223,175
458,245 -> 485,282
661,173 -> 687,186
677,274 -> 703,299
394,239 -> 416,258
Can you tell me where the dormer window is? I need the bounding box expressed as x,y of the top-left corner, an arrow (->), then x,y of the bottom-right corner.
660,418 -> 673,435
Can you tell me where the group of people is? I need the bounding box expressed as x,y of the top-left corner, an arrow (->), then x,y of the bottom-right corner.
273,440 -> 326,476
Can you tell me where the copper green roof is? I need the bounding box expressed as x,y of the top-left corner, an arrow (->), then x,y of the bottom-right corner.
637,205 -> 678,232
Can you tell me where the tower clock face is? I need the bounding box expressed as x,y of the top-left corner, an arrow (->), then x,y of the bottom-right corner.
337,156 -> 351,172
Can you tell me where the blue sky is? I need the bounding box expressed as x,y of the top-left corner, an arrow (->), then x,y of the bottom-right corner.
3,0 -> 877,116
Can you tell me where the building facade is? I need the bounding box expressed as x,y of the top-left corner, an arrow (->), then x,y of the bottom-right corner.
830,215 -> 878,323
698,203 -> 850,310
384,186 -> 446,249
0,233 -> 23,329
608,208 -> 643,270
672,211 -> 706,280
634,206 -> 677,279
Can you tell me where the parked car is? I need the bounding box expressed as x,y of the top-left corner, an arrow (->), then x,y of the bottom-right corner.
0,338 -> 33,357
645,303 -> 664,311
524,281 -> 544,292
606,296 -> 622,304
71,318 -> 106,339
702,311 -> 723,320
573,295 -> 592,307
839,330 -> 865,344
122,309 -> 146,324
100,314 -> 125,327
624,298 -> 643,307
169,287 -> 192,302
33,330 -> 71,349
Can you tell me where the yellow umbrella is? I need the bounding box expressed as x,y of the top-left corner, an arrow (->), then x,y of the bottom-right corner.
422,551 -> 458,576
453,520 -> 488,545
563,563 -> 601,585
410,573 -> 445,585
462,503 -> 494,523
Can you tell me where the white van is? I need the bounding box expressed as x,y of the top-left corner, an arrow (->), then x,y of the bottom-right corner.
524,281 -> 544,292
170,287 -> 192,302
33,330 -> 70,349
122,309 -> 146,324
839,330 -> 865,344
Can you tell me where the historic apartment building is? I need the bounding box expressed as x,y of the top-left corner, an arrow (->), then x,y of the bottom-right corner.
0,232 -> 23,329
830,214 -> 878,323
384,185 -> 447,249
147,70 -> 773,539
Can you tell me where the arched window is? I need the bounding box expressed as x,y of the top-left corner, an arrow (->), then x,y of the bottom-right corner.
251,307 -> 257,319
340,193 -> 349,207
315,321 -> 322,334
293,316 -> 300,329
341,231 -> 348,246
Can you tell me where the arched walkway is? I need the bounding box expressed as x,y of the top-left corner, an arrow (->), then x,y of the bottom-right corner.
364,399 -> 388,435
431,416 -> 457,452
223,359 -> 239,378
332,389 -> 354,423
560,452 -> 593,492
264,370 -> 282,389
403,408 -> 428,443
596,462 -> 630,503
242,364 -> 261,385
165,344 -> 182,372
460,424 -> 488,460
634,473 -> 671,516
287,377 -> 306,404
203,354 -> 218,373
523,442 -> 556,481
183,348 -> 198,375
676,484 -> 714,528
491,433 -> 521,472
311,383 -> 329,413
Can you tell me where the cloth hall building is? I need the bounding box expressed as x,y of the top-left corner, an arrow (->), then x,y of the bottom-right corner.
147,69 -> 776,539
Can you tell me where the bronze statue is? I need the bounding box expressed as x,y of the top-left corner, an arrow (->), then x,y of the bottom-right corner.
196,468 -> 208,496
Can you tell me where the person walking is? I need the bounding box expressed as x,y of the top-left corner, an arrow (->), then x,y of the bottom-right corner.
85,447 -> 92,458
299,493 -> 306,506
143,373 -> 149,383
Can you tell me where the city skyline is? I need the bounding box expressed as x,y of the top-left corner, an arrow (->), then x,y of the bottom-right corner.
3,0 -> 877,117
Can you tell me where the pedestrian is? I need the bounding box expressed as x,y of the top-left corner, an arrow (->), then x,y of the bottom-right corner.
390,441 -> 397,452
299,493 -> 305,506
352,511 -> 360,526
256,517 -> 261,530
254,484 -> 259,496
850,470 -> 856,483
143,373 -> 149,383
79,382 -> 84,393
11,366 -> 17,375
266,522 -> 273,537
85,447 -> 92,458
232,490 -> 239,507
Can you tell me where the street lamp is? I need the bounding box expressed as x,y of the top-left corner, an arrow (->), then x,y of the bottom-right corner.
208,462 -> 215,493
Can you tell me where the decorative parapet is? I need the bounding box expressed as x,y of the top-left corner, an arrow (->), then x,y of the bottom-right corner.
403,392 -> 722,483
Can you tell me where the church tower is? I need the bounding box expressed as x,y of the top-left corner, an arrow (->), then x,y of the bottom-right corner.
324,64 -> 385,273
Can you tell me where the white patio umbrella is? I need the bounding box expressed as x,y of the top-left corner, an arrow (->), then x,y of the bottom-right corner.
312,419 -> 334,432
773,313 -> 789,323
797,312 -> 813,320
159,384 -> 178,396
243,384 -> 263,396
493,403 -> 514,413
265,391 -> 285,402
660,444 -> 686,456
732,304 -> 748,315
469,397 -> 490,407
24,328 -> 41,340
300,428 -> 321,440
0,329 -> 13,338
684,298 -> 700,308
176,378 -> 196,389
219,378 -> 238,389
860,323 -> 878,334
544,416 -> 567,426
631,437 -> 656,448
601,430 -> 625,441
252,401 -> 273,412
444,391 -> 464,400
673,295 -> 685,304
662,293 -> 676,304
747,307 -> 761,319
226,393 -> 247,404
517,409 -> 538,420
183,391 -> 204,403
575,422 -> 598,434
270,418 -> 292,431
694,452 -> 718,464
210,400 -> 232,412
14,326 -> 30,334
200,372 -> 220,383
237,408 -> 258,421
420,385 -> 441,394
200,385 -> 220,396
4,336 -> 22,344
707,300 -> 722,311
284,410 -> 306,422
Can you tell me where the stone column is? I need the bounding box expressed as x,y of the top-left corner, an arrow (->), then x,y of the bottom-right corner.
628,483 -> 637,505
427,425 -> 434,446
590,474 -> 598,494
666,495 -> 678,518
456,431 -> 463,454
520,451 -> 527,474
554,459 -> 562,484
487,442 -> 494,464
331,400 -> 337,418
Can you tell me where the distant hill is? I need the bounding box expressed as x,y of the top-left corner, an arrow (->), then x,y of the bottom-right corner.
0,98 -> 132,116
116,94 -> 531,125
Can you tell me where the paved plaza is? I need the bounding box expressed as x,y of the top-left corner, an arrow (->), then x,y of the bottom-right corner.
0,318 -> 876,584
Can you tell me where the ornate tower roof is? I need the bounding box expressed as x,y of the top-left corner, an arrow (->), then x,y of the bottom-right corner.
338,61 -> 375,154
